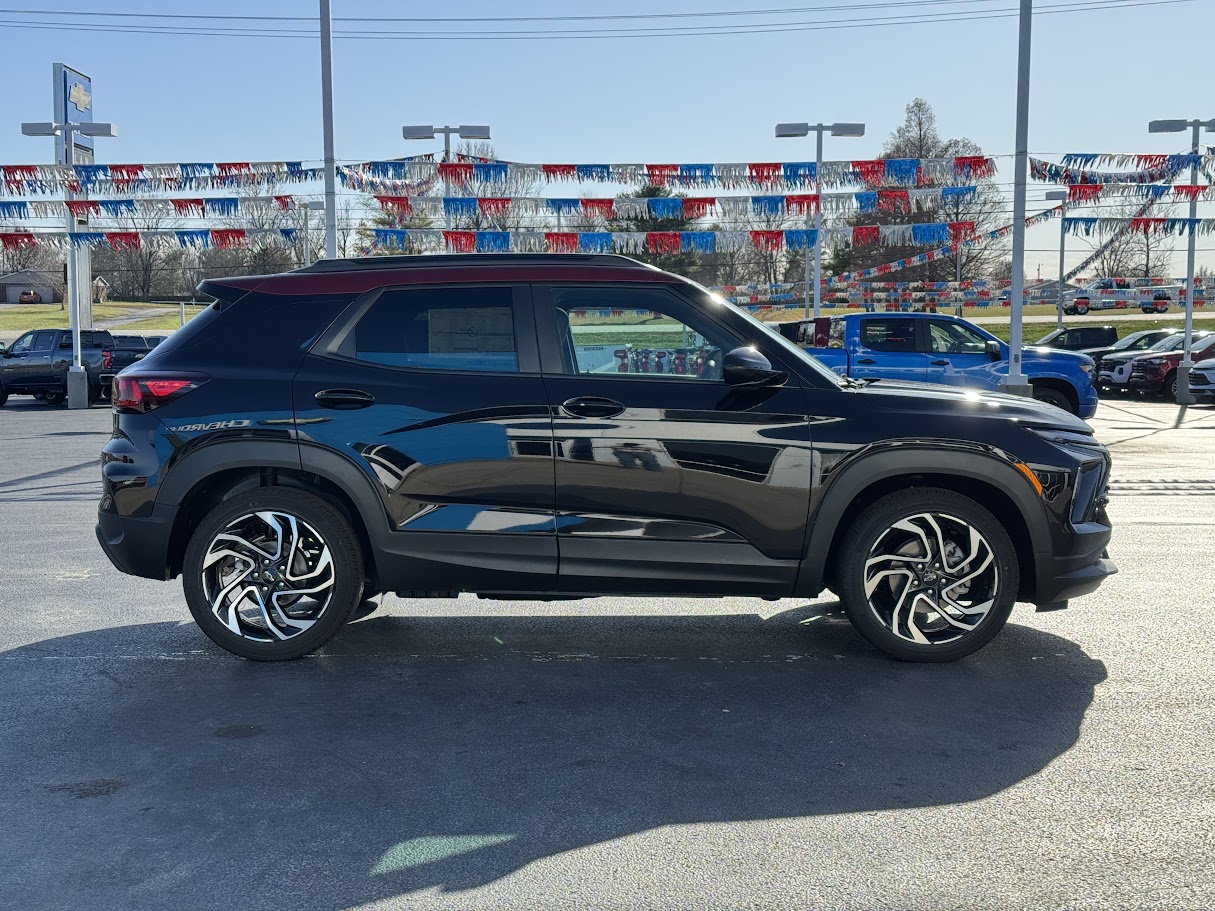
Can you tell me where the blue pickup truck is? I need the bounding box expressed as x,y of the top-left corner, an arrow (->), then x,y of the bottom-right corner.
778,312 -> 1098,418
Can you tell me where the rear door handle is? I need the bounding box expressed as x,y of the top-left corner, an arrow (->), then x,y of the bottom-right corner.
855,357 -> 876,365
931,359 -> 950,366
315,388 -> 376,409
561,396 -> 625,419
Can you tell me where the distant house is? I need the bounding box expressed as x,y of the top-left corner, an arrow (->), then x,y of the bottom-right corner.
92,276 -> 109,303
0,269 -> 60,304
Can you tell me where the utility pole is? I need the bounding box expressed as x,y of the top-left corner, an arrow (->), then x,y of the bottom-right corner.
319,0 -> 338,259
1000,0 -> 1033,397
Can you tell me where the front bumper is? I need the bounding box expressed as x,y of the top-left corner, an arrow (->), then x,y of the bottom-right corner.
96,503 -> 176,581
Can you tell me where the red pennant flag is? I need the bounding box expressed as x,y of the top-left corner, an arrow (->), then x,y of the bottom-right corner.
171,198 -> 206,216
784,194 -> 819,215
1135,154 -> 1167,170
949,221 -> 977,241
215,162 -> 252,178
953,156 -> 995,179
645,164 -> 679,186
210,228 -> 247,249
2,165 -> 38,192
877,263 -> 893,275
0,232 -> 37,250
544,232 -> 578,253
1173,185 -> 1205,201
852,225 -> 880,246
1068,184 -> 1103,203
851,161 -> 886,187
65,200 -> 101,218
105,231 -> 141,251
749,230 -> 785,252
581,198 -> 616,219
108,163 -> 144,190
542,164 -> 577,181
438,162 -> 474,184
274,195 -> 294,211
747,163 -> 782,186
681,197 -> 716,219
477,197 -> 512,216
442,230 -> 476,253
1129,217 -> 1164,235
877,189 -> 910,212
375,195 -> 413,215
646,231 -> 680,254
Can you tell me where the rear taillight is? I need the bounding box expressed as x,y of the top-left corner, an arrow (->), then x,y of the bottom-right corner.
101,350 -> 113,369
112,375 -> 207,413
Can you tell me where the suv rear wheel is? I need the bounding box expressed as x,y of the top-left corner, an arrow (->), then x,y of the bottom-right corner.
182,488 -> 365,660
835,488 -> 1019,662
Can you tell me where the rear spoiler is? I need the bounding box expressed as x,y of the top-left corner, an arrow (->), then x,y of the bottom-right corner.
195,280 -> 254,310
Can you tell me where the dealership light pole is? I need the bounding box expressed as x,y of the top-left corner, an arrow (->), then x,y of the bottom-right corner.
402,124 -> 492,229
1148,117 -> 1214,405
300,199 -> 326,266
318,0 -> 338,259
1045,189 -> 1068,330
999,0 -> 1033,398
21,118 -> 116,409
775,121 -> 865,319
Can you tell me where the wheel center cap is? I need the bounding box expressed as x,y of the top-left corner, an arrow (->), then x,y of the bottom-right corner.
922,571 -> 939,583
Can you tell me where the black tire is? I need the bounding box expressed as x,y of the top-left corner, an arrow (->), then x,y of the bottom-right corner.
1032,385 -> 1073,413
182,487 -> 365,660
0,384 -> 7,407
1161,371 -> 1178,400
835,488 -> 1020,662
41,389 -> 66,406
1074,303 -> 1089,315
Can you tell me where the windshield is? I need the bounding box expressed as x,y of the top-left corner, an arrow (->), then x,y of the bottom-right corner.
681,281 -> 846,387
1035,329 -> 1063,345
1110,333 -> 1144,350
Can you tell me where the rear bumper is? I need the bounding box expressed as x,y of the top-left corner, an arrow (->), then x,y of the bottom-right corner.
96,504 -> 175,581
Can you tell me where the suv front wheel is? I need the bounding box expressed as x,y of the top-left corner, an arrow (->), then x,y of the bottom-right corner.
835,488 -> 1019,662
182,488 -> 365,660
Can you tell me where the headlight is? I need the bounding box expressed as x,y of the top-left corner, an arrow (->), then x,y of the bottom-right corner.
1079,363 -> 1093,375
1142,358 -> 1164,366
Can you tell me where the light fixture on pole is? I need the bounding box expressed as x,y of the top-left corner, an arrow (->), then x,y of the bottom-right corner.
21,118 -> 116,410
403,124 -> 492,230
776,121 -> 865,319
1044,189 -> 1069,331
299,200 -> 326,266
1148,117 -> 1215,405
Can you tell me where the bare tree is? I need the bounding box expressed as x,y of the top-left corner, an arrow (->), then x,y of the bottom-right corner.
90,196 -> 184,301
1079,202 -> 1178,279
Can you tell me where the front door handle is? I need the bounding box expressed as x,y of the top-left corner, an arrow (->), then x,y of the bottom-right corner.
930,359 -> 950,366
315,388 -> 375,409
561,396 -> 625,419
855,357 -> 876,365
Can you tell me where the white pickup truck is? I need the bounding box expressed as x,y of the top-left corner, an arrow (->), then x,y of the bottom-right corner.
1063,278 -> 1174,316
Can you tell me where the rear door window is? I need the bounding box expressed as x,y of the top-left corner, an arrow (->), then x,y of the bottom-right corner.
860,318 -> 917,353
31,331 -> 55,352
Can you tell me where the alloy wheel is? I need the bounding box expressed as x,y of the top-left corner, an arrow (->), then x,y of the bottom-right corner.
200,511 -> 335,642
862,512 -> 999,646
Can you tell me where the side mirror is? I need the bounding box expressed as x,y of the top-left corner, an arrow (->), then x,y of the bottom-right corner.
723,346 -> 787,387
2,349 -> 13,358
985,339 -> 1002,361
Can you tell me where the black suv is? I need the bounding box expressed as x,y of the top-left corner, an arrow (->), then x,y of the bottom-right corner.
97,254 -> 1116,662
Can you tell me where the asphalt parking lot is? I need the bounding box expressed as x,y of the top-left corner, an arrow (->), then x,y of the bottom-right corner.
1,396 -> 1212,911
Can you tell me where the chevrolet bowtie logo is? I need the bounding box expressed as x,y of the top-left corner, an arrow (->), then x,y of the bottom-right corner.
68,83 -> 91,111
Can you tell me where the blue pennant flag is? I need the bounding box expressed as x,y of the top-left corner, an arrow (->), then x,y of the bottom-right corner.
69,232 -> 106,248
1164,218 -> 1197,235
784,229 -> 817,250
473,162 -> 508,184
884,159 -> 920,185
854,192 -> 878,212
99,200 -> 136,216
579,232 -> 613,253
648,197 -> 683,219
443,197 -> 478,218
0,201 -> 29,219
72,165 -> 109,187
750,196 -> 783,216
1143,185 -> 1171,198
279,228 -> 298,242
783,162 -> 816,184
373,228 -> 408,247
1166,155 -> 1199,172
678,164 -> 713,184
206,198 -> 240,217
475,231 -> 510,252
941,186 -> 976,203
576,164 -> 611,182
681,231 -> 715,253
286,162 -> 305,178
176,230 -> 211,248
912,223 -> 950,245
179,163 -> 215,178
1061,153 -> 1099,168
546,198 -> 580,215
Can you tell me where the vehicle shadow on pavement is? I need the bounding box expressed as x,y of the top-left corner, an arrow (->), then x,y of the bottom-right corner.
0,607 -> 1106,910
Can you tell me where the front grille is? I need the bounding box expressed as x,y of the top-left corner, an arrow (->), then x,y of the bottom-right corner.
1191,373 -> 1211,386
1131,362 -> 1147,378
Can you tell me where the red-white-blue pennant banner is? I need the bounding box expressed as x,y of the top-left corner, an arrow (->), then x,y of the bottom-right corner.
0,228 -> 298,251
341,156 -> 996,192
370,222 -> 978,255
0,162 -> 321,196
717,293 -> 1208,310
713,276 -> 1202,293
1062,217 -> 1215,237
1058,184 -> 1215,203
1029,156 -> 1199,186
0,196 -> 298,220
1060,153 -> 1215,170
372,186 -> 979,221
829,205 -> 1064,283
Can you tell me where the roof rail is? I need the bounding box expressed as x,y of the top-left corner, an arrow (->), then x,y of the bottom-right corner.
295,253 -> 649,273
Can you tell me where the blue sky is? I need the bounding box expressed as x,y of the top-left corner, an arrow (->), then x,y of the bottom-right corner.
2,0 -> 1211,275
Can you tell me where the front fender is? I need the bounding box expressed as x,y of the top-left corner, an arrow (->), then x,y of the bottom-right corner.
796,441 -> 1050,597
